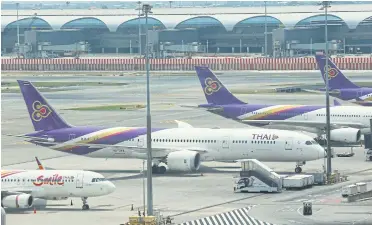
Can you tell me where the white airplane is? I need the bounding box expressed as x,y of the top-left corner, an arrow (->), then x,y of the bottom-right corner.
192,66 -> 372,146
12,80 -> 325,175
1,158 -> 116,210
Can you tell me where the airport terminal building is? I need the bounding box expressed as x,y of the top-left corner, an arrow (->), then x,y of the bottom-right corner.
1,4 -> 372,58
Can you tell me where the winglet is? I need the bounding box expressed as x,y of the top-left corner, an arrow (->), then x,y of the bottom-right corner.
334,99 -> 342,106
174,120 -> 193,128
35,157 -> 45,170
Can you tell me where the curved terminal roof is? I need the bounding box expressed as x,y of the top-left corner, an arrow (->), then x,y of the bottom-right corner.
2,4 -> 372,32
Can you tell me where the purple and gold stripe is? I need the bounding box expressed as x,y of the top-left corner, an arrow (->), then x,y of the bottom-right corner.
1,170 -> 25,178
242,105 -> 304,120
56,127 -> 136,151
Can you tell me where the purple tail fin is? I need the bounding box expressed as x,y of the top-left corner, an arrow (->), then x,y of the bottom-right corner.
17,80 -> 72,131
194,66 -> 245,105
315,54 -> 360,89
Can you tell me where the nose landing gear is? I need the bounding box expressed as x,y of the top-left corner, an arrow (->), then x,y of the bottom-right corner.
81,197 -> 89,210
295,161 -> 306,173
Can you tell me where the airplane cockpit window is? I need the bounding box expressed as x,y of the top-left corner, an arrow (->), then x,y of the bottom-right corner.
305,141 -> 313,145
92,178 -> 107,182
311,140 -> 318,144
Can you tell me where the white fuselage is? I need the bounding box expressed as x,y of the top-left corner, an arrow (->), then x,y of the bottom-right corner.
79,128 -> 325,162
297,106 -> 371,127
238,105 -> 372,133
1,170 -> 115,199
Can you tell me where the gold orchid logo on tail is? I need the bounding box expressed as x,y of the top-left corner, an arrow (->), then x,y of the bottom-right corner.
32,101 -> 52,121
204,77 -> 222,95
324,65 -> 339,80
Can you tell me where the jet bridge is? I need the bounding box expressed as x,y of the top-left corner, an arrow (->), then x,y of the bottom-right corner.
234,159 -> 282,193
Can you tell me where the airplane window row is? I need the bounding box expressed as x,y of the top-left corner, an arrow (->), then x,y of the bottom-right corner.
129,138 -> 218,143
1,179 -> 73,182
233,140 -> 276,144
317,114 -> 361,118
81,137 -> 98,141
253,112 -> 302,116
92,178 -> 107,182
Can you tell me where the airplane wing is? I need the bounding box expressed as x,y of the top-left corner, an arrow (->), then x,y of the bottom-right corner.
302,89 -> 340,95
1,187 -> 40,196
179,104 -> 224,112
174,120 -> 194,128
75,143 -> 209,154
242,120 -> 367,130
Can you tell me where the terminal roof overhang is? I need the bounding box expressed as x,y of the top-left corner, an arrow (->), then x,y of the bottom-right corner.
2,4 -> 372,32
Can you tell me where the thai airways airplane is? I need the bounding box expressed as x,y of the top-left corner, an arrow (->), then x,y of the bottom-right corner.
8,80 -> 325,174
1,159 -> 116,210
191,66 -> 372,146
315,53 -> 372,107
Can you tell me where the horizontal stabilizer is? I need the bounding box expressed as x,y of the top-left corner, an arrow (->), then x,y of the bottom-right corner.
179,104 -> 200,109
4,134 -> 57,144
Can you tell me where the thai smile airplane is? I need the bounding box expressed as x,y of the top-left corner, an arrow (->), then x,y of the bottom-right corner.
315,53 -> 372,107
1,158 -> 115,210
8,80 -> 325,175
191,66 -> 372,147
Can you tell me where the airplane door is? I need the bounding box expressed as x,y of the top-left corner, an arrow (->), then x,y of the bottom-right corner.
285,138 -> 293,150
303,113 -> 308,120
222,136 -> 230,149
357,90 -> 363,98
240,107 -> 248,116
137,136 -> 144,147
69,134 -> 76,140
76,173 -> 84,188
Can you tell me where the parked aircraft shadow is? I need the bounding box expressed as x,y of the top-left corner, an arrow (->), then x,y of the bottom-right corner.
5,208 -> 113,214
5,204 -> 115,214
105,165 -> 240,181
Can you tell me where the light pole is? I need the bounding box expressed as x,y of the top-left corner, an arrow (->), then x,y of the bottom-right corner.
137,1 -> 142,57
16,2 -> 20,58
142,3 -> 154,216
320,1 -> 332,181
264,1 -> 267,57
142,160 -> 146,216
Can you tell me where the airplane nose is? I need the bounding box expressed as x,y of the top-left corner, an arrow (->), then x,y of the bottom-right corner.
318,146 -> 326,159
106,182 -> 116,194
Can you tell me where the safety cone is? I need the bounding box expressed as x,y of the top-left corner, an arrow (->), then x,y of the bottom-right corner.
131,204 -> 134,211
33,207 -> 36,214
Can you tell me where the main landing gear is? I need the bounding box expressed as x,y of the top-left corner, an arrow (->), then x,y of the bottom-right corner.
295,161 -> 306,174
81,197 -> 89,210
152,164 -> 167,174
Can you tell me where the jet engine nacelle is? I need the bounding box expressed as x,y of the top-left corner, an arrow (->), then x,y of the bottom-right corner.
166,150 -> 201,172
33,198 -> 47,209
1,194 -> 33,209
330,128 -> 362,143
